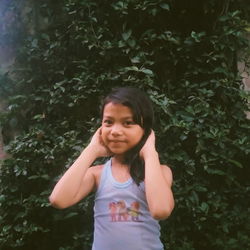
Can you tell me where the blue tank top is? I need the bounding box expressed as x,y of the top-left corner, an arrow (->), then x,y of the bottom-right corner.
92,159 -> 164,250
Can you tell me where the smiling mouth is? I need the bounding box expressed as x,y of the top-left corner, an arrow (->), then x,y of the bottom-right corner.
110,140 -> 125,143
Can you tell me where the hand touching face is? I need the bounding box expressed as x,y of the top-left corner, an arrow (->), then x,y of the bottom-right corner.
139,130 -> 157,159
89,127 -> 112,158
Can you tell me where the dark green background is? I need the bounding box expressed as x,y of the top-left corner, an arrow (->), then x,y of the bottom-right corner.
0,0 -> 249,249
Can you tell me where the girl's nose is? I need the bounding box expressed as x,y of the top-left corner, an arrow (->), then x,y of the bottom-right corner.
110,124 -> 122,136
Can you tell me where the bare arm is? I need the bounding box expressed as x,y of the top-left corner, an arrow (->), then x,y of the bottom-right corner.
49,128 -> 110,209
140,131 -> 175,220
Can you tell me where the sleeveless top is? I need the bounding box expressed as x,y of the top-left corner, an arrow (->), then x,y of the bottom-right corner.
92,159 -> 164,250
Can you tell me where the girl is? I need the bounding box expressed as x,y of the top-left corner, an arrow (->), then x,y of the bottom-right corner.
49,87 -> 175,250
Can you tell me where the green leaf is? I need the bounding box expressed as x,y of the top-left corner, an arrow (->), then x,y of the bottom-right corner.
140,68 -> 154,76
159,3 -> 170,10
122,29 -> 132,41
228,159 -> 243,168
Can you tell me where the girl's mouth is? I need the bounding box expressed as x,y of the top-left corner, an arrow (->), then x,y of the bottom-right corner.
110,140 -> 124,143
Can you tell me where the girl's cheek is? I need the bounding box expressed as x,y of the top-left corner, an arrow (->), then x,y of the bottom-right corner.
100,130 -> 106,143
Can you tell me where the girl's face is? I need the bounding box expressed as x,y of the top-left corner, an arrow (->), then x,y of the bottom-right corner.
101,102 -> 144,156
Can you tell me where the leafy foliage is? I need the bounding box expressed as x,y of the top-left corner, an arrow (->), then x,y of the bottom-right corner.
0,0 -> 250,249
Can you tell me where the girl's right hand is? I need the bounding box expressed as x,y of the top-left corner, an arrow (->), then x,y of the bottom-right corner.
88,127 -> 112,158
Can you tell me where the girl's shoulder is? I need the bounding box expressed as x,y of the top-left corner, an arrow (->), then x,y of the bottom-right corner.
161,164 -> 172,172
160,164 -> 173,186
89,164 -> 105,189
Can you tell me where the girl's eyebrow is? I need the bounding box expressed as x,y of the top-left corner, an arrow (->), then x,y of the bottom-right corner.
102,115 -> 113,119
103,115 -> 133,119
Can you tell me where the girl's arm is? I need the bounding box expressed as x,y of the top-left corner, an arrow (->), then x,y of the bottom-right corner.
140,131 -> 175,220
49,128 -> 110,209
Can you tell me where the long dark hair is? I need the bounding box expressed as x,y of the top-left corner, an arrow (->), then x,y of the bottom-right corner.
101,87 -> 154,185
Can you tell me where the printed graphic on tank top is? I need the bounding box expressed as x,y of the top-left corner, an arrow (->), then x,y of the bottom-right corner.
92,159 -> 164,250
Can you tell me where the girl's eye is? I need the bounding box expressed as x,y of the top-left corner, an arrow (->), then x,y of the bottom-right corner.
103,120 -> 112,125
124,120 -> 135,126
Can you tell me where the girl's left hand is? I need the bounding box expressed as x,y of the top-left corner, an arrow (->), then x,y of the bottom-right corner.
140,130 -> 157,159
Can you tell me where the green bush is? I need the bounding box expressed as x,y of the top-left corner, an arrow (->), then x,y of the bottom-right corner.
0,0 -> 249,249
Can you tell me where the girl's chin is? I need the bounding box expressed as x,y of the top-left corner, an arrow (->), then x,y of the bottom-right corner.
109,150 -> 125,155
108,148 -> 126,156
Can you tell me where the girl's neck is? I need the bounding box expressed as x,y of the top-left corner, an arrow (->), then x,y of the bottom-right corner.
112,155 -> 129,169
111,156 -> 131,183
